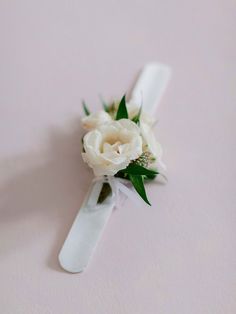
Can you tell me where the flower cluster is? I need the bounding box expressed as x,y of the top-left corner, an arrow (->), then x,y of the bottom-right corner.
81,95 -> 165,205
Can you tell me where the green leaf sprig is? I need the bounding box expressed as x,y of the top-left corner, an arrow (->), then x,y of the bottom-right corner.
116,164 -> 158,205
129,174 -> 151,205
132,106 -> 142,124
81,93 -> 159,206
116,94 -> 128,120
82,100 -> 90,116
99,95 -> 110,112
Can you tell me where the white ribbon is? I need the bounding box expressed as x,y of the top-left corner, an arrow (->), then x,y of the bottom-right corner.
91,176 -> 143,209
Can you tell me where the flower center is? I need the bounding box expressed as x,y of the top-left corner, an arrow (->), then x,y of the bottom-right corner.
102,141 -> 122,154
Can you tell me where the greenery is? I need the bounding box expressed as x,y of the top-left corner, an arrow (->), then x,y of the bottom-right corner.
82,94 -> 159,206
82,100 -> 90,116
115,95 -> 128,120
97,182 -> 112,203
120,163 -> 157,176
129,174 -> 151,205
132,106 -> 142,124
116,163 -> 158,205
99,95 -> 109,112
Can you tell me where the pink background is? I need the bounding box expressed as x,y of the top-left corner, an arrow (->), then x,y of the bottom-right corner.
0,1 -> 236,313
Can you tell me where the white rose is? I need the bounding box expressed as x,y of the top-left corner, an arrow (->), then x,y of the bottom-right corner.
82,119 -> 142,176
82,111 -> 112,130
126,101 -> 165,170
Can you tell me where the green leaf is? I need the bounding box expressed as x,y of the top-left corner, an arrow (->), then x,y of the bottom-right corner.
99,95 -> 109,112
97,182 -> 112,203
121,163 -> 158,176
144,172 -> 157,180
116,94 -> 128,120
82,100 -> 90,116
81,137 -> 85,152
132,106 -> 142,124
129,174 -> 151,205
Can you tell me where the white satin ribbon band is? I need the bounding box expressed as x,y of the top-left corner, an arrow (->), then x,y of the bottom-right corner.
59,180 -> 114,273
59,62 -> 172,273
58,177 -> 143,273
130,62 -> 171,112
91,176 -> 144,209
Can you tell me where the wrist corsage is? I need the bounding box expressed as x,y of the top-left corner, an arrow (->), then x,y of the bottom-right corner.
59,63 -> 171,273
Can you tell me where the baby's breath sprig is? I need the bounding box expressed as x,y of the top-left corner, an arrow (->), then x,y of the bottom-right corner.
132,151 -> 155,168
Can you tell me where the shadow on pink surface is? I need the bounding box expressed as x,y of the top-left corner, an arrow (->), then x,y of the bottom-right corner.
0,119 -> 92,272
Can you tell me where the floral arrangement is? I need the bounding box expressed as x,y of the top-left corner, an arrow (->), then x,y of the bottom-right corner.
81,95 -> 165,205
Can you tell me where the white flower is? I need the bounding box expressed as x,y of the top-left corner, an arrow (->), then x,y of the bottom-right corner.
82,111 -> 112,130
126,101 -> 165,170
82,119 -> 142,176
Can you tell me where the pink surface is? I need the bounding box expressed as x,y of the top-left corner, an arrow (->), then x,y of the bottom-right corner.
0,1 -> 236,313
